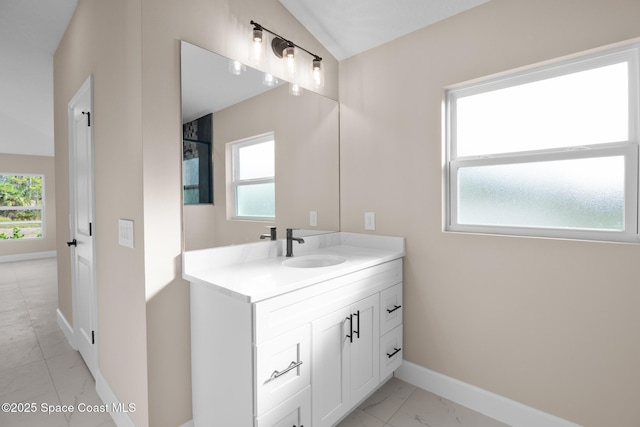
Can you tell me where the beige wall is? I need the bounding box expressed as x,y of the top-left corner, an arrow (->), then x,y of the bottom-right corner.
0,154 -> 56,258
339,1 -> 640,426
184,83 -> 339,250
55,0 -> 337,426
54,0 -> 148,425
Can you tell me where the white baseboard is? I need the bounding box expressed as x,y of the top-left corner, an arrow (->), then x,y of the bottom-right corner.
179,421 -> 194,427
95,370 -> 137,427
57,309 -> 136,427
0,250 -> 57,263
56,309 -> 77,350
395,361 -> 582,427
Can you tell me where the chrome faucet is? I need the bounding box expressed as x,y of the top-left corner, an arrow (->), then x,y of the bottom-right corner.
260,226 -> 277,241
286,228 -> 304,257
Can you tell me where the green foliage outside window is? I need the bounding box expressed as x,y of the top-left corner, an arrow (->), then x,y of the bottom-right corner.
0,174 -> 44,239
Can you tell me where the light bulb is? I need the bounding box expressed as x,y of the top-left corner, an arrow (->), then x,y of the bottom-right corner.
284,45 -> 296,79
228,60 -> 246,75
263,73 -> 279,87
250,27 -> 266,65
289,83 -> 303,96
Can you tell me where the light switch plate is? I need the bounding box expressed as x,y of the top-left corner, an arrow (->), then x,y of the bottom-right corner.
118,219 -> 134,248
310,211 -> 318,227
364,212 -> 376,231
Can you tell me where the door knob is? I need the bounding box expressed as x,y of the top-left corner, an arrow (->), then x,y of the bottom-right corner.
66,239 -> 77,247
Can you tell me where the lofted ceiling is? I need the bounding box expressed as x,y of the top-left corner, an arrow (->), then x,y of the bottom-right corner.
278,0 -> 491,61
0,0 -> 77,157
0,0 -> 490,156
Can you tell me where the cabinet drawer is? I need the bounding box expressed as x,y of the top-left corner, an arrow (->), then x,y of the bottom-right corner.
255,259 -> 403,344
255,324 -> 310,416
380,324 -> 403,379
255,386 -> 310,427
380,283 -> 403,335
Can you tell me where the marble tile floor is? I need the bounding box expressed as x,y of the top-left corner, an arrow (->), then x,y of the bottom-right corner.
0,258 -> 114,427
337,377 -> 509,427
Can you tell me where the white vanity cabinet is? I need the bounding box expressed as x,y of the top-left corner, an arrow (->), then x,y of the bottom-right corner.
311,293 -> 380,427
186,233 -> 404,427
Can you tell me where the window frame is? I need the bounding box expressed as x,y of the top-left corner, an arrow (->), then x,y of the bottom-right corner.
226,132 -> 276,221
444,41 -> 640,243
0,173 -> 45,240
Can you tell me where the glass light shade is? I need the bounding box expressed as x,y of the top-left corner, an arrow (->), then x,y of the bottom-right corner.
284,45 -> 296,79
263,73 -> 279,87
228,60 -> 246,75
250,28 -> 266,65
289,83 -> 303,96
312,59 -> 324,89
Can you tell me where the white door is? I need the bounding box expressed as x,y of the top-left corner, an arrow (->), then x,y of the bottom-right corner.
67,76 -> 98,378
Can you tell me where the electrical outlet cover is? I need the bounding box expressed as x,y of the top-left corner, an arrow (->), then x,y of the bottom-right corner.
364,212 -> 376,231
118,219 -> 134,248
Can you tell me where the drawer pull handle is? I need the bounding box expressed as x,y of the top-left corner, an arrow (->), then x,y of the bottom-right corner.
387,347 -> 402,358
346,314 -> 353,343
353,310 -> 360,340
264,360 -> 303,384
387,305 -> 402,314
346,311 -> 360,342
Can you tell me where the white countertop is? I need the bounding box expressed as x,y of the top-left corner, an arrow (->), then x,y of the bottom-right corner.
183,232 -> 404,303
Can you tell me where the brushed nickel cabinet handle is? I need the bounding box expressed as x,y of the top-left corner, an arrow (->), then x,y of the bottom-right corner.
264,360 -> 303,384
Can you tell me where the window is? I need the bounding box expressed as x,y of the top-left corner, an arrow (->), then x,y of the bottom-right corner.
445,42 -> 640,242
183,139 -> 213,205
227,133 -> 275,220
0,174 -> 44,239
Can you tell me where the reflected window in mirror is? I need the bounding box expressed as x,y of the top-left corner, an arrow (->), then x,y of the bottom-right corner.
227,133 -> 275,221
183,114 -> 213,205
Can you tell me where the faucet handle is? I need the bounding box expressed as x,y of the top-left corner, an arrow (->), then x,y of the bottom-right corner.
260,226 -> 277,241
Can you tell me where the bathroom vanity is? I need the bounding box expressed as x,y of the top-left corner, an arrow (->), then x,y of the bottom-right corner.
183,232 -> 404,427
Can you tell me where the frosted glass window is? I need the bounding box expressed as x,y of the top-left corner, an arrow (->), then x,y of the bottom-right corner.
236,183 -> 275,218
455,63 -> 629,157
238,140 -> 274,180
457,157 -> 625,231
445,42 -> 640,242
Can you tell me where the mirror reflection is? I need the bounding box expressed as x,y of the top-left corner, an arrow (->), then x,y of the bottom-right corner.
181,41 -> 340,250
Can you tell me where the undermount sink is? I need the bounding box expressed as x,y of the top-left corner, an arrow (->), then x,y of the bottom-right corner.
282,254 -> 347,268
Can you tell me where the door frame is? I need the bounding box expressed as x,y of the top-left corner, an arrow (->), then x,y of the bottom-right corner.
67,75 -> 98,378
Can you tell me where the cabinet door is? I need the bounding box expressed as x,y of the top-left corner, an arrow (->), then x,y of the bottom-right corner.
255,386 -> 310,427
312,306 -> 351,427
349,293 -> 380,404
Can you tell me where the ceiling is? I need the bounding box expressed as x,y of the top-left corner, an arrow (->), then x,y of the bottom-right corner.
0,0 -> 489,156
0,0 -> 77,157
278,0 -> 491,61
181,42 -> 286,123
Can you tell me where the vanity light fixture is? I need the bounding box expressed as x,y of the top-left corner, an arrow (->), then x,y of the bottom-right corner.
250,20 -> 324,89
250,23 -> 266,65
228,59 -> 246,75
289,83 -> 303,97
263,73 -> 279,87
